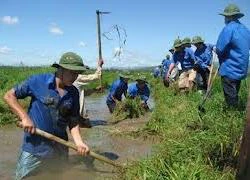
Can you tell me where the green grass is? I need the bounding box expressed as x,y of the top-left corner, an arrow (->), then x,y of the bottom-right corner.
122,76 -> 248,179
111,97 -> 146,123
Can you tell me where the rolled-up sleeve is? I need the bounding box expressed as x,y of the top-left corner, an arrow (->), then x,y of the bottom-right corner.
75,67 -> 102,83
14,77 -> 34,99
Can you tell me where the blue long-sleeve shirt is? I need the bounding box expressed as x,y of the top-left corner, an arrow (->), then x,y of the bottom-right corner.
106,78 -> 128,104
195,44 -> 214,69
128,82 -> 150,103
172,47 -> 195,71
14,73 -> 80,157
162,59 -> 172,78
216,20 -> 250,80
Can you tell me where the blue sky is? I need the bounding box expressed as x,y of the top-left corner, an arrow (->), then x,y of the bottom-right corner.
0,0 -> 249,68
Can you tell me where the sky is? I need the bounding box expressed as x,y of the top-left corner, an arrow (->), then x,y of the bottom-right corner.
0,0 -> 250,68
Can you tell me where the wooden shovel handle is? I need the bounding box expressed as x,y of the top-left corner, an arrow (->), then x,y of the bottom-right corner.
17,122 -> 122,168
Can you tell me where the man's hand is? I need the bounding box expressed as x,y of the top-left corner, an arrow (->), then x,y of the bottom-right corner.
76,142 -> 90,156
22,117 -> 35,134
165,72 -> 170,81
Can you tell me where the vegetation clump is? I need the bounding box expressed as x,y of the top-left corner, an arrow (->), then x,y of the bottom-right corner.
111,97 -> 146,124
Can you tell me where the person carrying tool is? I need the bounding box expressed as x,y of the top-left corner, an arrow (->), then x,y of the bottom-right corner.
106,72 -> 131,113
73,59 -> 103,128
166,38 -> 196,93
128,74 -> 150,110
4,52 -> 90,179
216,4 -> 250,107
192,36 -> 214,91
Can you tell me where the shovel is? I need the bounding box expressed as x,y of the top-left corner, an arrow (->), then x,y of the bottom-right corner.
198,67 -> 219,114
17,122 -> 122,168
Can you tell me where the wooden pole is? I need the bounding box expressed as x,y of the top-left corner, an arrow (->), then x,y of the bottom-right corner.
236,95 -> 250,179
207,51 -> 215,90
17,122 -> 122,167
35,128 -> 121,167
96,10 -> 110,92
96,10 -> 102,61
96,10 -> 103,92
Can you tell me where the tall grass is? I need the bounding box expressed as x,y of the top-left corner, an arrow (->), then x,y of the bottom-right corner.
0,66 -> 55,125
111,97 -> 146,123
123,76 -> 248,179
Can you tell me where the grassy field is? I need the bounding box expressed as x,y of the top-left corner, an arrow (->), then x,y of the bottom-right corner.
122,76 -> 249,179
0,66 -> 248,179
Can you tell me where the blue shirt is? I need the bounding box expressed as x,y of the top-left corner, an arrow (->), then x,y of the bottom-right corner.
195,44 -> 214,69
153,67 -> 161,78
128,82 -> 150,103
216,20 -> 250,80
106,78 -> 128,104
172,47 -> 195,70
162,59 -> 172,78
14,73 -> 80,157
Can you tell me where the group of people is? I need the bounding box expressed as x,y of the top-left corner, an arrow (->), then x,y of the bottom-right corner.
154,35 -> 214,92
2,3 -> 250,179
106,73 -> 150,113
154,3 -> 250,109
3,50 -> 151,179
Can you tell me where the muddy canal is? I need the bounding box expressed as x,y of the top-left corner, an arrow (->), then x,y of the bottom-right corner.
0,94 -> 155,180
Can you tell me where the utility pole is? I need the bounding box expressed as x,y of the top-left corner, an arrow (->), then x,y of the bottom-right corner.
96,10 -> 110,92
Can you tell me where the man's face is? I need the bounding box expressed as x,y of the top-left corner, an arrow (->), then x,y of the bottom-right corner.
184,43 -> 191,48
194,43 -> 202,49
137,81 -> 146,89
123,78 -> 129,83
62,69 -> 79,86
175,46 -> 182,52
224,16 -> 234,24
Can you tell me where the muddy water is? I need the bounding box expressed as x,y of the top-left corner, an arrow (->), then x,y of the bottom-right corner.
0,94 -> 154,180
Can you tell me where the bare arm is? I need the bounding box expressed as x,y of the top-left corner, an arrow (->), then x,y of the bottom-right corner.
74,59 -> 104,84
70,125 -> 89,156
4,89 -> 35,134
166,63 -> 175,80
75,67 -> 102,83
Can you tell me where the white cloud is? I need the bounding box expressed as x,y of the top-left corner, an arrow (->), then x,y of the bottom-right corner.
49,23 -> 63,35
1,16 -> 19,25
79,41 -> 86,47
0,46 -> 12,54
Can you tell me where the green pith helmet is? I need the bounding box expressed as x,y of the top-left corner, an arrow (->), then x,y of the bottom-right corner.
136,74 -> 148,84
192,36 -> 204,44
119,71 -> 132,79
52,52 -> 88,72
166,54 -> 170,59
219,4 -> 244,18
181,37 -> 191,45
173,39 -> 182,48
